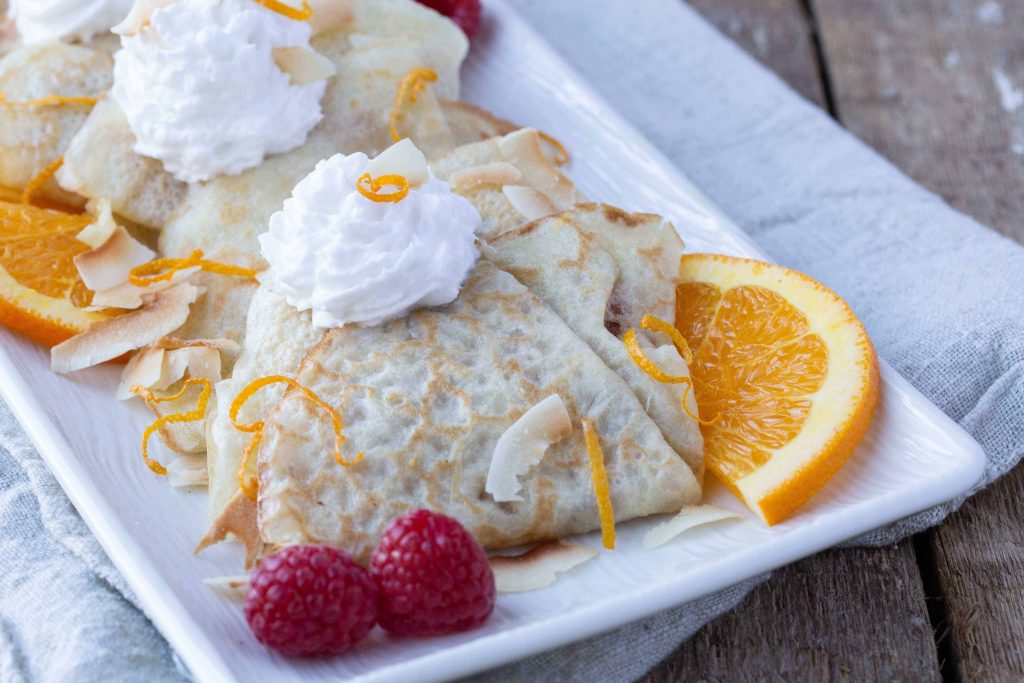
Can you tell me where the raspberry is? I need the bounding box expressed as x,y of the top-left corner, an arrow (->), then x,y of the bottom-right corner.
244,545 -> 377,656
415,0 -> 482,38
370,509 -> 495,636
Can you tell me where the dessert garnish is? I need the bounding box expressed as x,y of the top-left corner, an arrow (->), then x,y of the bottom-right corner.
132,377 -> 212,475
8,0 -> 134,45
582,418 -> 616,550
642,505 -> 741,550
0,93 -> 102,109
490,541 -> 598,593
111,0 -> 333,182
675,253 -> 879,524
230,375 -> 358,499
389,67 -> 438,143
258,140 -> 480,328
118,336 -> 236,400
370,510 -> 495,636
128,249 -> 260,287
485,394 -> 571,503
21,157 -> 65,206
245,545 -> 377,656
253,0 -> 313,21
537,131 -> 570,166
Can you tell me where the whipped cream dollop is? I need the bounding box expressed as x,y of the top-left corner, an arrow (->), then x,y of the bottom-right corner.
259,143 -> 481,328
9,0 -> 133,44
111,0 -> 329,183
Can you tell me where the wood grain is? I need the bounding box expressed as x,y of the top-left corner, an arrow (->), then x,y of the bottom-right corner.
641,543 -> 942,682
812,0 -> 1024,243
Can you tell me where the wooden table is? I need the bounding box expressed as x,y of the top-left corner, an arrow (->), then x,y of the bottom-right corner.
643,1 -> 1024,680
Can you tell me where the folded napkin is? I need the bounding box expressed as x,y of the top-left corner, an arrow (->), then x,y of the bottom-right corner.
2,1 -> 1022,681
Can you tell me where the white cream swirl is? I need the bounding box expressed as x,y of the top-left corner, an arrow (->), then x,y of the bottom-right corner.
111,0 -> 328,183
259,151 -> 481,328
9,0 -> 133,44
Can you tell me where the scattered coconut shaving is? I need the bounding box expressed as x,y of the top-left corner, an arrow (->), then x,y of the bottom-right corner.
643,505 -> 741,550
366,138 -> 429,188
203,575 -> 251,603
51,282 -> 199,373
502,185 -> 558,221
167,455 -> 209,488
449,162 -> 522,191
485,395 -> 571,502
272,46 -> 336,85
76,200 -> 118,248
74,225 -> 157,292
89,265 -> 200,311
497,129 -> 576,210
490,541 -> 597,593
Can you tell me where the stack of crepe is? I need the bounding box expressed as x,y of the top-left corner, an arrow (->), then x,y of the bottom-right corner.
0,0 -> 704,567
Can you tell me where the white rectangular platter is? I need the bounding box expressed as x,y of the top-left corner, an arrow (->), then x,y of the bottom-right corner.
0,2 -> 986,681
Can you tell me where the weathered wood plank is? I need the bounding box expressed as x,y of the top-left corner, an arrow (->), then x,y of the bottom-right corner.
642,543 -> 941,682
813,0 -> 1024,244
685,0 -> 827,108
643,2 -> 942,680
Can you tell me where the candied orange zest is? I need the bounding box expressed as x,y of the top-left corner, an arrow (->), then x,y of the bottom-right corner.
388,67 -> 438,142
252,0 -> 313,20
21,157 -> 64,206
128,249 -> 260,287
640,313 -> 694,364
623,327 -> 690,384
0,92 -> 103,108
582,419 -> 615,550
538,131 -> 570,165
131,378 -> 212,477
356,173 -> 410,204
230,375 -> 361,500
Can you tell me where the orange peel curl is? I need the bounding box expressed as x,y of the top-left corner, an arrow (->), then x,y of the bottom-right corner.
582,419 -> 615,550
21,157 -> 64,206
388,67 -> 438,142
132,378 -> 212,476
252,0 -> 313,20
356,173 -> 410,204
128,249 -> 260,287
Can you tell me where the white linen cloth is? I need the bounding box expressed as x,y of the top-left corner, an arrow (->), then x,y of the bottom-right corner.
2,0 -> 1022,680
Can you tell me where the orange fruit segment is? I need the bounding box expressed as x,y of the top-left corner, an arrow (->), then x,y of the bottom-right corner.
0,199 -> 109,347
675,254 -> 879,524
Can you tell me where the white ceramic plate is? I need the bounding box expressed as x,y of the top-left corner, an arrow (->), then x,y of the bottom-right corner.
0,2 -> 986,682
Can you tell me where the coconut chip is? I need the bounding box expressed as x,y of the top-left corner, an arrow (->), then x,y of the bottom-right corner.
167,455 -> 209,488
272,46 -> 337,86
76,200 -> 118,249
308,0 -> 353,33
195,490 -> 261,569
490,541 -> 598,593
643,505 -> 742,550
449,161 -> 523,192
203,575 -> 250,604
485,394 -> 571,502
366,138 -> 429,188
503,185 -> 558,221
74,225 -> 157,293
498,128 -> 577,210
51,282 -> 199,374
117,346 -> 165,400
89,265 -> 200,311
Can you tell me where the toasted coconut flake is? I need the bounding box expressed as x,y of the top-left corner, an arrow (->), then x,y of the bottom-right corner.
74,225 -> 157,293
203,575 -> 251,603
161,346 -> 222,386
490,541 -> 597,593
449,162 -> 523,192
195,490 -> 261,569
486,395 -> 571,502
89,265 -> 200,311
114,0 -> 176,35
167,455 -> 209,488
308,0 -> 353,32
643,505 -> 742,550
51,283 -> 199,374
117,347 -> 166,400
155,336 -> 240,352
503,185 -> 558,221
366,138 -> 429,188
272,46 -> 336,85
76,200 -> 118,249
498,128 -> 577,210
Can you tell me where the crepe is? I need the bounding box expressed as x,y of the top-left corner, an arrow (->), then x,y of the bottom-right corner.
0,41 -> 111,206
256,262 -> 701,562
486,203 -> 704,477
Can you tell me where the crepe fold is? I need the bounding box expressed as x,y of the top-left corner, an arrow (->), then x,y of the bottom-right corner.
256,262 -> 701,563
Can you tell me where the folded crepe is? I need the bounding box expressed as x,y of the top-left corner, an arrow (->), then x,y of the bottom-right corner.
0,41 -> 111,206
487,203 -> 704,477
256,262 -> 701,563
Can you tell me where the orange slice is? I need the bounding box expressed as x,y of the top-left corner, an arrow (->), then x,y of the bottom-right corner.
675,254 -> 879,524
0,200 -> 109,346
